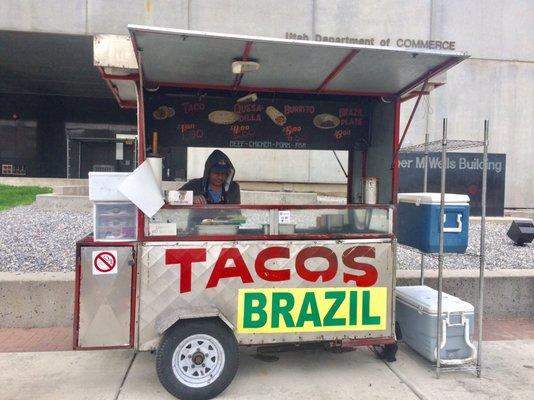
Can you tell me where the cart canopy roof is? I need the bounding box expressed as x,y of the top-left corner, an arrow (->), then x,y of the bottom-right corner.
128,25 -> 468,98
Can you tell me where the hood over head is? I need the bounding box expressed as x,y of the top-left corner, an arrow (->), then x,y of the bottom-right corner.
202,150 -> 236,192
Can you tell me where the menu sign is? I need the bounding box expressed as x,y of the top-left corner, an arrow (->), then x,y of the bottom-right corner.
145,92 -> 372,151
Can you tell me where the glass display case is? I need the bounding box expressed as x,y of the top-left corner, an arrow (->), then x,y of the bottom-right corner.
144,205 -> 393,240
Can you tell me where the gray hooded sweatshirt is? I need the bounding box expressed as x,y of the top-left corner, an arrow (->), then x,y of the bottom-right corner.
179,150 -> 241,204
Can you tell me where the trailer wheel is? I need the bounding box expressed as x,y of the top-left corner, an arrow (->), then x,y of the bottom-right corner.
156,318 -> 239,400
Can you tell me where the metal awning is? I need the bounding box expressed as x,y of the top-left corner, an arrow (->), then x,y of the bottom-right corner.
128,25 -> 469,99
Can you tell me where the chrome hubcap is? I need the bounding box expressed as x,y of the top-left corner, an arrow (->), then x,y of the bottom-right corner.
171,334 -> 225,388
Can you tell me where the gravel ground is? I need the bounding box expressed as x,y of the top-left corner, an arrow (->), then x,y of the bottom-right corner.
0,205 -> 532,273
0,205 -> 92,273
398,221 -> 534,270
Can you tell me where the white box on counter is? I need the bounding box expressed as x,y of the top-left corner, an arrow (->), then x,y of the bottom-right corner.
167,190 -> 193,205
89,172 -> 131,201
149,223 -> 177,236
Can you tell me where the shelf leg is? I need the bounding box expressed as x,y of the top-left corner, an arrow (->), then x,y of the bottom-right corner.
420,132 -> 430,286
436,118 -> 447,376
477,120 -> 489,378
419,254 -> 425,285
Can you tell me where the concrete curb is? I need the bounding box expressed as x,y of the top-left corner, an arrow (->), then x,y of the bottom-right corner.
0,272 -> 74,328
396,269 -> 534,319
1,270 -> 532,328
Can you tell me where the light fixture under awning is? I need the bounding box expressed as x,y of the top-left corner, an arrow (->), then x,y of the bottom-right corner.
128,25 -> 469,98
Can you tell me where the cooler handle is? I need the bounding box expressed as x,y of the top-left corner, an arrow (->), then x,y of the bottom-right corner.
443,213 -> 463,233
434,313 -> 477,366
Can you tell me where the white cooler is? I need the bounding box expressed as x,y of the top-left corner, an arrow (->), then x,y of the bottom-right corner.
396,285 -> 477,365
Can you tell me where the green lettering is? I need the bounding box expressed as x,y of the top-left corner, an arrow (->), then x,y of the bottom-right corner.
323,291 -> 346,327
349,290 -> 357,325
243,292 -> 267,328
272,292 -> 295,328
296,292 -> 322,327
362,290 -> 381,325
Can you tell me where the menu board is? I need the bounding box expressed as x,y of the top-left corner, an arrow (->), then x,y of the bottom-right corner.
145,91 -> 372,151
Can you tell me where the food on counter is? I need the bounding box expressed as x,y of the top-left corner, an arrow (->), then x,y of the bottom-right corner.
200,215 -> 247,225
313,113 -> 340,129
266,106 -> 287,126
196,224 -> 239,235
208,110 -> 240,125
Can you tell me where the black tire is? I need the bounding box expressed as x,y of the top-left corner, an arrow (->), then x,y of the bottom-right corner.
156,318 -> 239,400
373,342 -> 398,362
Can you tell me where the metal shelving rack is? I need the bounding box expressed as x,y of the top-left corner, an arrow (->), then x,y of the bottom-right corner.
399,118 -> 489,378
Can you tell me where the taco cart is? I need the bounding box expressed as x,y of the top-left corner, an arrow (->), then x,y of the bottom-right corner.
74,26 -> 468,399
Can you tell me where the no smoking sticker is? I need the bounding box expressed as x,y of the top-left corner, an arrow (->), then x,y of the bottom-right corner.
92,251 -> 118,275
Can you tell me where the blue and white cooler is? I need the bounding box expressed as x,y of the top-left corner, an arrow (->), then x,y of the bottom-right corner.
397,193 -> 470,253
396,286 -> 477,365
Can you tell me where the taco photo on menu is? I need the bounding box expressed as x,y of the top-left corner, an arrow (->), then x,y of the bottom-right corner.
313,113 -> 340,129
152,106 -> 176,120
208,110 -> 240,125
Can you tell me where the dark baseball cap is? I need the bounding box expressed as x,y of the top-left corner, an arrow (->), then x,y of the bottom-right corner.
210,159 -> 231,174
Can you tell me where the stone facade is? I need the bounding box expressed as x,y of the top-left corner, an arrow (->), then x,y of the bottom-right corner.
1,0 -> 532,207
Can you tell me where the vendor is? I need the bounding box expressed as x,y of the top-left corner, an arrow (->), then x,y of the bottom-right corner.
180,150 -> 241,204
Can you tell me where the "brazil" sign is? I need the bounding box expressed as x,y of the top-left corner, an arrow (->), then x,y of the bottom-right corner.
237,287 -> 387,333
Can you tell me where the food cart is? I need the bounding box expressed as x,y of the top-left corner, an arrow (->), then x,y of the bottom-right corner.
75,26 -> 468,399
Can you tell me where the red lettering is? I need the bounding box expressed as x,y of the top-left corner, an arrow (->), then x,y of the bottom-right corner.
342,246 -> 378,287
283,125 -> 302,137
255,247 -> 291,281
206,248 -> 254,288
296,247 -> 337,282
165,249 -> 207,293
283,105 -> 315,115
233,103 -> 263,113
182,102 -> 205,114
178,123 -> 195,133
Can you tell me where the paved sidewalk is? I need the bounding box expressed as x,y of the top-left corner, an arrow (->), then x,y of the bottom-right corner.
0,320 -> 533,399
0,327 -> 71,352
0,340 -> 533,400
393,340 -> 534,400
481,319 -> 534,341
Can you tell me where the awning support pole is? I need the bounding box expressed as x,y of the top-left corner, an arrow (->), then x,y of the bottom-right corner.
316,50 -> 359,92
391,78 -> 428,164
97,67 -> 137,109
347,149 -> 355,203
332,150 -> 348,178
232,41 -> 254,91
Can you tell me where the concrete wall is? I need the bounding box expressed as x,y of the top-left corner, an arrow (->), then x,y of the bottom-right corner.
187,147 -> 348,184
2,270 -> 532,328
0,272 -> 74,328
1,0 -> 533,207
398,269 -> 534,320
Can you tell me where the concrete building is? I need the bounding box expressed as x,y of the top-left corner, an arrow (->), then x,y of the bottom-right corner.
0,0 -> 532,208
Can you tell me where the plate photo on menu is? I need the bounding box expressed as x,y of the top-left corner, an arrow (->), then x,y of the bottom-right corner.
313,113 -> 340,129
